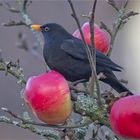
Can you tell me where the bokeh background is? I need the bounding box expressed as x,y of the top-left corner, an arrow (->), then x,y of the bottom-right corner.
0,0 -> 140,139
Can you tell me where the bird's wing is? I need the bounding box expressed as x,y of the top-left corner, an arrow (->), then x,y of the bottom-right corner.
61,39 -> 122,71
61,39 -> 88,61
96,50 -> 123,71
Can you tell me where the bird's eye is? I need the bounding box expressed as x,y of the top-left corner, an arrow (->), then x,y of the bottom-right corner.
44,27 -> 49,32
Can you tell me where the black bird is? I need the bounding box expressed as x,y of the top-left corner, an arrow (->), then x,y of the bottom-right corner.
31,23 -> 132,95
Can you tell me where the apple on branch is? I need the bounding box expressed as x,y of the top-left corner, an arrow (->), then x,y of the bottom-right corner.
110,95 -> 140,139
73,22 -> 110,55
23,70 -> 72,125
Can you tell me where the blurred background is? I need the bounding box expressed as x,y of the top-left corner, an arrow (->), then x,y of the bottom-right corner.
0,0 -> 140,139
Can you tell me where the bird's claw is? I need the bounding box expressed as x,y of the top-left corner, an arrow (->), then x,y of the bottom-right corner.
97,72 -> 106,80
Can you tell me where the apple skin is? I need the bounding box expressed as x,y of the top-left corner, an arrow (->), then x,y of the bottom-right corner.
24,70 -> 72,124
73,22 -> 110,55
110,95 -> 140,139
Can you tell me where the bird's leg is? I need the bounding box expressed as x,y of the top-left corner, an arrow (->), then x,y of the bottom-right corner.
69,84 -> 88,94
119,79 -> 128,85
69,79 -> 88,101
97,72 -> 106,80
69,79 -> 87,93
87,72 -> 106,97
71,79 -> 87,86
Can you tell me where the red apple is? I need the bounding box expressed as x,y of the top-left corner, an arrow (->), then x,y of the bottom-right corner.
110,95 -> 140,139
24,70 -> 72,124
73,22 -> 110,54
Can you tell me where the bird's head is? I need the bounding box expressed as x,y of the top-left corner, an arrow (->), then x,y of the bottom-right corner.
31,23 -> 71,40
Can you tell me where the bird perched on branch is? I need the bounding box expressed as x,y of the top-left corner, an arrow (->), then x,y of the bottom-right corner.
31,23 -> 132,95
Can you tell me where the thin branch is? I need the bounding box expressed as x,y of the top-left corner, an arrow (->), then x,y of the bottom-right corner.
100,0 -> 139,57
67,0 -> 92,67
17,0 -> 43,48
100,21 -> 112,37
23,0 -> 29,12
89,0 -> 97,62
121,11 -> 139,20
0,58 -> 88,96
107,11 -> 139,57
89,0 -> 102,106
2,0 -> 43,49
0,58 -> 89,100
1,20 -> 26,27
67,0 -> 102,105
3,1 -> 20,13
0,67 -> 26,84
0,61 -> 26,85
123,0 -> 129,9
2,0 -> 46,69
106,0 -> 119,12
0,115 -> 61,140
1,107 -> 92,129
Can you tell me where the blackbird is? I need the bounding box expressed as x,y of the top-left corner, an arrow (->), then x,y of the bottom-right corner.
31,23 -> 132,95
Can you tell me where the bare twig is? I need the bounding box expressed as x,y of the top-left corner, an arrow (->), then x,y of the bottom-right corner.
17,0 -> 43,48
0,60 -> 26,85
100,21 -> 112,37
89,0 -> 102,105
3,1 -> 20,13
89,0 -> 97,60
1,0 -> 47,69
16,32 -> 45,63
1,107 -> 92,129
1,20 -> 26,27
23,0 -> 30,12
106,0 -> 119,12
67,0 -> 92,66
0,58 -> 88,95
100,0 -> 139,57
2,0 -> 43,52
1,107 -> 25,122
0,115 -> 61,140
67,0 -> 102,105
123,0 -> 128,9
121,11 -> 139,20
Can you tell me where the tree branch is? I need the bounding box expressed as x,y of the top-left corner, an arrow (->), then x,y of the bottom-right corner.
67,0 -> 102,106
1,20 -> 27,27
100,0 -> 139,57
123,0 -> 128,9
100,21 -> 112,37
3,1 -> 20,13
1,107 -> 92,129
0,115 -> 61,140
106,0 -> 119,12
89,0 -> 102,105
0,60 -> 26,85
1,0 -> 44,64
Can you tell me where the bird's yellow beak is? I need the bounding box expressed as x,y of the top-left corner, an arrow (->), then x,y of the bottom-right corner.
31,24 -> 42,31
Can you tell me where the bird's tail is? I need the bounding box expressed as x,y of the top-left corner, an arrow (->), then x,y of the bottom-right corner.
100,72 -> 133,95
